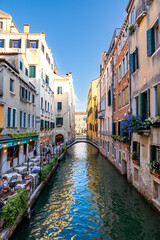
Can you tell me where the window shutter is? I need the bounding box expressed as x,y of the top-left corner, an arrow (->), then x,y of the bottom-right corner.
129,53 -> 135,74
40,119 -> 43,128
136,96 -> 139,115
136,47 -> 139,69
13,109 -> 16,127
147,28 -> 155,56
1,39 -> 4,48
27,40 -> 30,48
150,145 -> 156,163
7,108 -> 11,127
9,39 -> 12,48
100,64 -> 102,74
18,39 -> 21,48
61,118 -> 63,125
36,40 -> 39,48
147,89 -> 150,117
56,118 -> 58,126
139,93 -> 144,120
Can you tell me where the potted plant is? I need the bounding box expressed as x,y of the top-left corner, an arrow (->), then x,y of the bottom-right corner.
122,114 -> 143,133
128,24 -> 135,35
150,160 -> 160,178
131,151 -> 139,165
145,116 -> 160,127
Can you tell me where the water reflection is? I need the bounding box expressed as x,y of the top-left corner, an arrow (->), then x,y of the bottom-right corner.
12,143 -> 160,240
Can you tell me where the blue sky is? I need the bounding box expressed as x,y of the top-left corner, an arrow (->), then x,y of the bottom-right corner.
1,0 -> 128,111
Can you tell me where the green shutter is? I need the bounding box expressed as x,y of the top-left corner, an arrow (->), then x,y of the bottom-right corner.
136,47 -> 139,69
7,108 -> 11,127
36,40 -> 39,48
18,39 -> 21,48
27,40 -> 30,48
147,89 -> 150,117
147,28 -> 155,56
139,93 -> 147,121
56,118 -> 58,126
29,66 -> 36,78
61,118 -> 63,125
129,53 -> 135,74
9,39 -> 12,48
136,96 -> 139,115
12,109 -> 16,127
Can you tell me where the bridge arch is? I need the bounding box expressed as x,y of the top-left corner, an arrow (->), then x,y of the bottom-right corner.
67,137 -> 99,150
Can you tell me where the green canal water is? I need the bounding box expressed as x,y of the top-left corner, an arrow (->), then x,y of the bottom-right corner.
12,143 -> 160,240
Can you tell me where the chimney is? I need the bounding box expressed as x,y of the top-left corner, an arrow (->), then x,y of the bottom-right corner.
24,24 -> 30,33
10,26 -> 15,33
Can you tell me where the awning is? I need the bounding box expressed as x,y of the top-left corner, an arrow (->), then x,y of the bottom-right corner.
0,136 -> 38,149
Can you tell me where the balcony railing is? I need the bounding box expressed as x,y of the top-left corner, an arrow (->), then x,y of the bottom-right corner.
136,0 -> 151,25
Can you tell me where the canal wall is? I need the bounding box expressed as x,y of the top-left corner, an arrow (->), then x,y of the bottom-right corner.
0,150 -> 67,240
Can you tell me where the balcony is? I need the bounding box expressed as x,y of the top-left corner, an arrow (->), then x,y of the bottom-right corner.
136,0 -> 151,25
98,110 -> 105,119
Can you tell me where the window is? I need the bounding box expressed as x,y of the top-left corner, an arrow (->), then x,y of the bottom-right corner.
32,94 -> 35,104
10,79 -> 14,92
118,64 -> 121,82
28,91 -> 31,102
114,73 -> 116,88
20,111 -> 23,128
41,44 -> 45,53
118,121 -> 121,136
0,21 -> 3,29
7,146 -> 19,162
57,102 -> 62,111
24,112 -> 26,128
125,52 -> 129,72
134,168 -> 139,182
129,47 -> 139,74
0,39 -> 4,48
107,68 -> 109,79
29,66 -> 36,78
25,68 -> 28,76
46,75 -> 49,85
118,92 -> 121,109
108,89 -> 112,106
48,102 -> 49,112
118,42 -> 121,55
57,87 -> 62,94
32,115 -> 35,128
28,114 -> 31,128
131,8 -> 135,25
7,107 -> 11,127
56,117 -> 63,126
20,86 -> 27,100
153,181 -> 160,202
122,29 -> 127,47
133,141 -> 140,165
135,96 -> 139,116
150,145 -> 160,166
20,61 -> 23,71
139,90 -> 150,121
122,87 -> 129,107
27,40 -> 39,49
12,109 -> 16,127
155,84 -> 160,116
41,97 -> 43,109
112,121 -> 116,135
119,150 -> 122,164
9,39 -> 21,48
147,16 -> 160,56
45,100 -> 47,111
122,57 -> 125,76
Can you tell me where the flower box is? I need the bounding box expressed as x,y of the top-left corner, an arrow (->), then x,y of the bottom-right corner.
152,171 -> 160,179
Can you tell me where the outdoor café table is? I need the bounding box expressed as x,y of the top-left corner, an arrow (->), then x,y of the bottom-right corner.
30,158 -> 40,163
14,166 -> 27,173
23,162 -> 34,167
15,183 -> 26,189
2,172 -> 22,183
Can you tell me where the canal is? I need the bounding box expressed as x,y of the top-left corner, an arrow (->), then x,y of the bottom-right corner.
12,143 -> 160,240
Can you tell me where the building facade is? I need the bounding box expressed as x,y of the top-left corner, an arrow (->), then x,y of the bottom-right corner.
111,17 -> 130,177
87,78 -> 99,142
127,0 -> 160,211
75,112 -> 87,135
53,73 -> 75,144
0,10 -> 55,153
0,55 -> 38,174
